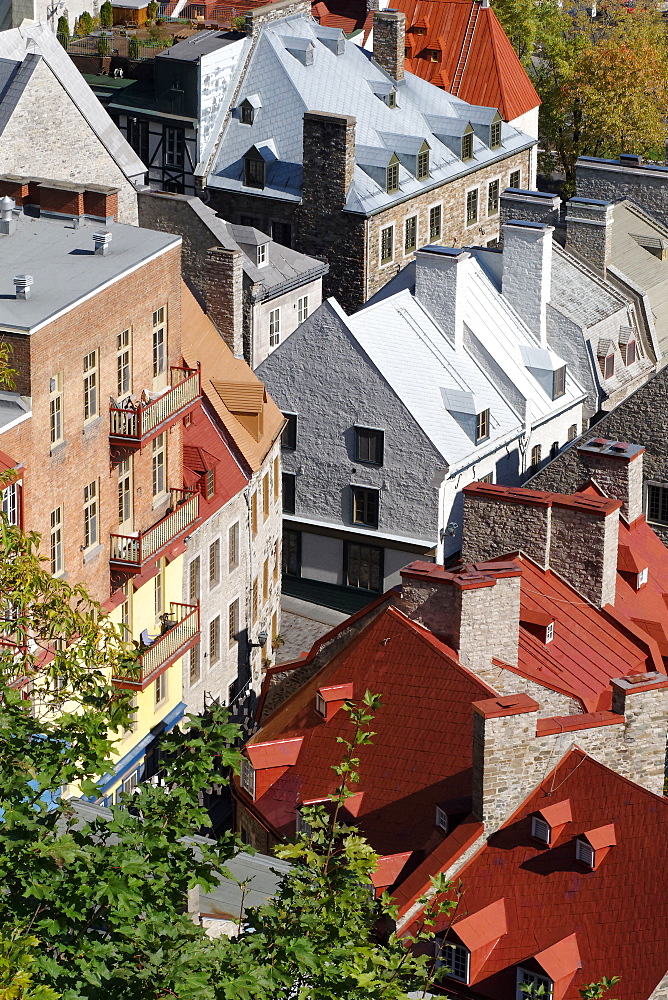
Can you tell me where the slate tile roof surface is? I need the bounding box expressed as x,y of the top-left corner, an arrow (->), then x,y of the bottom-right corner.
425,748 -> 668,1000
245,605 -> 497,858
609,201 -> 668,354
206,13 -> 534,213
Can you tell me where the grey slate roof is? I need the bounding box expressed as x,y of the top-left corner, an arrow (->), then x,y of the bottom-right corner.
0,23 -> 146,183
0,211 -> 180,332
609,200 -> 668,353
204,13 -> 534,214
550,245 -> 628,330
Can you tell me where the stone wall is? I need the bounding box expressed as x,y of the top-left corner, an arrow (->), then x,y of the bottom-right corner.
205,247 -> 244,357
549,503 -> 618,608
576,155 -> 668,229
372,9 -> 405,81
462,494 -> 550,567
235,799 -> 278,853
564,198 -> 613,272
528,366 -> 668,545
499,189 -> 560,231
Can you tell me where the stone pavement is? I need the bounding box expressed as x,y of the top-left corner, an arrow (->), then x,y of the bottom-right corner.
276,595 -> 348,664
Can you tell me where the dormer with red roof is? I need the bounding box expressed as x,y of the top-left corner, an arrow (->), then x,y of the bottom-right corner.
530,798 -> 572,845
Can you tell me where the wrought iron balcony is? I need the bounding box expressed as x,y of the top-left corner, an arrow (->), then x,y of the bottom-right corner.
109,366 -> 201,448
113,602 -> 200,690
110,488 -> 199,571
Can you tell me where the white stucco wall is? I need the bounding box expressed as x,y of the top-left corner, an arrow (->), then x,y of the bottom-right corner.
251,276 -> 324,369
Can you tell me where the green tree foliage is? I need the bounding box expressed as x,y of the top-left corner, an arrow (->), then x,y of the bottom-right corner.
0,930 -> 60,1000
97,33 -> 110,55
128,35 -> 140,58
56,15 -> 69,42
99,1 -> 113,27
74,10 -> 93,34
146,0 -> 158,20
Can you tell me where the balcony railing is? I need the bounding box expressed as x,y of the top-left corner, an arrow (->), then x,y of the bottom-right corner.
113,602 -> 200,688
110,489 -> 199,569
109,366 -> 201,447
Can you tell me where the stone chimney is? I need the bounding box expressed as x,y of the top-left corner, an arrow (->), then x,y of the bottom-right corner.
610,672 -> 668,797
373,9 -> 405,81
400,559 -> 522,687
414,247 -> 472,350
462,483 -> 622,608
302,111 -> 356,213
204,246 -> 244,357
565,197 -> 613,273
499,188 -> 560,232
502,221 -> 553,347
576,438 -> 645,524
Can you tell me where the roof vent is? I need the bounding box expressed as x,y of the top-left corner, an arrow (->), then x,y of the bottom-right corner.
13,274 -> 33,300
0,196 -> 16,235
93,231 -> 112,256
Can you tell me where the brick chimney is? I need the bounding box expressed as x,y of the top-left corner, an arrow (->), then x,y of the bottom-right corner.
502,221 -> 553,347
414,247 -> 472,350
576,439 -> 645,523
565,197 -> 614,273
204,246 -> 244,357
373,9 -> 405,81
462,483 -> 622,608
400,559 -> 522,685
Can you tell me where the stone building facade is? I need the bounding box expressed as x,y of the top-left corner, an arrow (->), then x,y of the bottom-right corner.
576,153 -> 668,228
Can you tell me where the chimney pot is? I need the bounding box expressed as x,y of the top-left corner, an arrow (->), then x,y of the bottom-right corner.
93,230 -> 112,256
14,274 -> 33,299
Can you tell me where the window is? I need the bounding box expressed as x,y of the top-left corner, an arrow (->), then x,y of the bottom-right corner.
295,808 -> 312,836
252,577 -> 258,623
479,472 -> 493,484
118,456 -> 132,527
283,473 -> 296,514
647,483 -> 668,525
577,841 -> 595,872
152,306 -> 167,378
228,599 -> 239,646
205,468 -> 215,500
510,169 -> 521,189
241,103 -> 254,125
263,557 -> 269,601
297,295 -> 309,324
251,492 -> 258,534
262,473 -> 270,520
622,339 -> 636,366
271,221 -> 292,247
189,643 -> 201,684
466,188 -> 478,225
164,127 -> 184,168
546,622 -> 554,642
568,424 -> 578,442
429,204 -> 442,241
49,373 -> 63,447
120,581 -> 132,638
404,215 -> 417,253
83,480 -> 98,550
274,456 -> 280,500
417,148 -> 430,179
380,225 -> 394,264
269,308 -> 281,347
152,433 -> 166,497
435,805 -> 448,832
316,691 -> 326,716
604,353 -> 615,379
154,563 -> 163,618
282,413 -> 297,450
476,408 -> 489,442
386,160 -> 399,193
352,487 -> 379,528
549,366 -> 566,399
83,350 -> 98,422
50,506 -> 63,576
637,567 -> 648,587
240,756 -> 255,798
273,537 -> 280,581
355,427 -> 384,465
209,616 -> 220,663
461,131 -> 473,161
229,522 -> 240,571
209,539 -> 220,587
488,179 -> 500,216
283,528 -> 301,577
436,940 -> 470,983
244,151 -> 265,189
531,815 -> 550,843
124,692 -> 138,733
550,441 -> 560,460
189,556 -> 200,604
2,482 -> 19,526
155,669 -> 167,705
387,90 -> 397,108
117,328 -> 131,397
257,243 -> 267,266
128,118 -> 148,162
346,541 -> 382,591
531,444 -> 542,469
427,48 -> 439,62
490,120 -> 502,149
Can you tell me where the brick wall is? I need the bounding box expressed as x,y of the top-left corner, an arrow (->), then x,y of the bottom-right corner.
205,247 -> 244,356
1,332 -> 31,395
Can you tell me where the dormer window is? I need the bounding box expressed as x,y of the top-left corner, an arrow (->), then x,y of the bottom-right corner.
387,90 -> 397,108
244,150 -> 265,189
604,353 -> 615,379
517,969 -> 552,1000
475,408 -> 489,442
623,339 -> 636,365
257,243 -> 268,267
490,120 -> 502,149
552,366 -> 566,399
637,567 -> 648,588
240,756 -> 255,799
575,838 -> 595,868
531,815 -> 551,844
435,938 -> 470,983
295,807 -> 312,837
412,25 -> 426,34
427,48 -> 439,62
417,147 -> 430,179
435,805 -> 448,832
386,158 -> 399,193
545,622 -> 554,642
239,95 -> 261,125
462,130 -> 474,161
315,691 -> 326,716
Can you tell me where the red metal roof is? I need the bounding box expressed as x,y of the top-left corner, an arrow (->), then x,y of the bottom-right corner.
417,749 -> 668,1000
244,605 -> 497,859
312,0 -> 373,38
182,402 -> 248,516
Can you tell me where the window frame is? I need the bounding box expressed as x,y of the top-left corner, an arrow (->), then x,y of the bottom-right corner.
435,938 -> 470,983
209,615 -> 221,663
83,480 -> 98,551
475,408 -> 490,443
386,159 -> 399,194
354,426 -> 384,466
228,599 -> 240,647
269,307 -> 281,347
297,294 -> 309,325
380,224 -> 394,265
152,432 -> 166,498
466,187 -> 479,227
152,306 -> 167,379
646,481 -> 668,525
417,147 -> 430,179
461,130 -> 474,162
189,555 -> 200,604
283,472 -> 296,514
282,413 -> 297,450
229,522 -> 240,571
623,339 -> 636,366
509,168 -> 521,189
244,152 -> 265,189
604,353 -> 615,379
189,642 -> 201,684
240,756 -> 255,798
116,327 -> 132,398
351,486 -> 380,529
154,669 -> 167,706
404,214 -> 418,254
118,455 -> 133,528
164,126 -> 185,168
552,366 -> 567,399
257,242 -> 267,266
531,814 -> 551,843
83,349 -> 98,423
516,968 -> 553,1000
49,372 -> 64,447
490,120 -> 502,149
209,538 -> 221,588
487,178 -> 500,217
50,506 -> 63,576
429,203 -> 442,241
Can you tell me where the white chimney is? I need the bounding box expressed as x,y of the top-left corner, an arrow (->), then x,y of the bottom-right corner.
93,231 -> 112,256
502,221 -> 553,347
14,274 -> 33,300
415,246 -> 472,351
